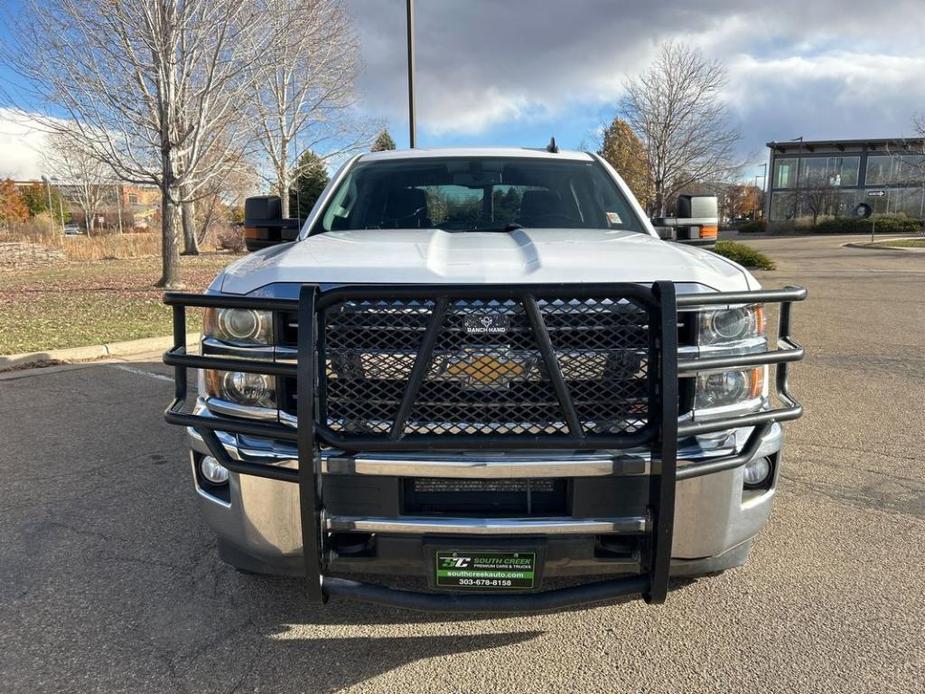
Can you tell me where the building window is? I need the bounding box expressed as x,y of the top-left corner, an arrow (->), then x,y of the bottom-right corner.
892,155 -> 925,186
865,154 -> 925,187
128,193 -> 139,204
773,158 -> 798,189
869,187 -> 925,217
769,191 -> 797,221
830,156 -> 859,187
799,158 -> 828,187
865,155 -> 891,186
798,156 -> 859,188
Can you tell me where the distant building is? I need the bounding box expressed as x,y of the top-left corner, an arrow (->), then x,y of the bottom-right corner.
765,138 -> 925,223
11,179 -> 160,229
120,184 -> 160,228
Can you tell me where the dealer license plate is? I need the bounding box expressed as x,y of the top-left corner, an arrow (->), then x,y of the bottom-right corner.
435,550 -> 536,590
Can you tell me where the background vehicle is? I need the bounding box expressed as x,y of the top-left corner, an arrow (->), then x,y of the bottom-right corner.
163,147 -> 804,611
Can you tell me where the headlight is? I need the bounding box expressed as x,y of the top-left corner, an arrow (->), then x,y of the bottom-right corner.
204,308 -> 273,345
699,306 -> 765,346
694,368 -> 764,410
204,369 -> 276,408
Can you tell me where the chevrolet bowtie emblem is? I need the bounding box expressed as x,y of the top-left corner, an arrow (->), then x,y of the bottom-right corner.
447,353 -> 524,386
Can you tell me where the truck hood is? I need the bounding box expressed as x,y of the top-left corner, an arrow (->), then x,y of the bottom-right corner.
218,228 -> 754,294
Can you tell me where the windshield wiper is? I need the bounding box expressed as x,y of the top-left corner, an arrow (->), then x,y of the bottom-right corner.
463,223 -> 524,233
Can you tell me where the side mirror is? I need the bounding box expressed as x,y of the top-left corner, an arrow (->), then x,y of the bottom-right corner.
650,194 -> 719,246
654,226 -> 675,241
244,196 -> 300,252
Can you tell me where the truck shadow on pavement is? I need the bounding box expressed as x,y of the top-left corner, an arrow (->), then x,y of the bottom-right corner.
0,360 -> 692,693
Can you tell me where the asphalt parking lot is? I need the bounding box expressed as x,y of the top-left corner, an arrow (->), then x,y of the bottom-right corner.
1,234 -> 923,693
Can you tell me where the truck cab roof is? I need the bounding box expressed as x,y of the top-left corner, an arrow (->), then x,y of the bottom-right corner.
356,146 -> 594,163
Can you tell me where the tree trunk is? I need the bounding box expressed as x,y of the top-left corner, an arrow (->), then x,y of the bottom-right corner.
180,197 -> 199,255
653,182 -> 665,217
196,195 -> 218,245
279,181 -> 290,218
156,186 -> 182,288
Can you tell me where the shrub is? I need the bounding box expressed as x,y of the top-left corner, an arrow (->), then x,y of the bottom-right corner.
215,224 -> 245,253
712,240 -> 776,270
811,215 -> 922,235
737,220 -> 768,234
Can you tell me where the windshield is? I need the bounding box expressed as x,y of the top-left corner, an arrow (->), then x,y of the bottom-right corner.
311,156 -> 645,234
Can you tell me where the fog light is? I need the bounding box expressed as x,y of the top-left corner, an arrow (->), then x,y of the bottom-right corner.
200,456 -> 229,484
743,457 -> 772,488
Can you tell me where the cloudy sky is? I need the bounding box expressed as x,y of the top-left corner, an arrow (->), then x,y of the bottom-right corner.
348,0 -> 925,168
3,0 -> 925,180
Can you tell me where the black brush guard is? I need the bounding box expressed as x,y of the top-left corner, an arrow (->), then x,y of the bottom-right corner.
163,282 -> 806,612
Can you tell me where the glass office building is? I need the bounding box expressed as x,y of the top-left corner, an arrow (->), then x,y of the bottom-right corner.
765,138 -> 925,222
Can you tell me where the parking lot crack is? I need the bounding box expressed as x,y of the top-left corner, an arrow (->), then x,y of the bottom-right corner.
781,471 -> 925,520
796,441 -> 925,465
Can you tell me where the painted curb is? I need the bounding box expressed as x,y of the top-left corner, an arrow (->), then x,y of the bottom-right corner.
0,332 -> 200,372
843,240 -> 925,253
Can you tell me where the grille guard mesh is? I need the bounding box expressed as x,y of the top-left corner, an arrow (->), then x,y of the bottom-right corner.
319,293 -> 656,442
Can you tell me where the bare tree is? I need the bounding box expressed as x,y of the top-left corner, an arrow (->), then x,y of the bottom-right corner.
799,182 -> 839,226
620,42 -> 743,216
249,0 -> 367,218
710,182 -> 761,221
889,128 -> 925,219
195,160 -> 259,244
3,0 -> 261,287
44,130 -> 110,234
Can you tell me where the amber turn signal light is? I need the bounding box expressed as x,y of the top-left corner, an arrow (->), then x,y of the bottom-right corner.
699,224 -> 718,239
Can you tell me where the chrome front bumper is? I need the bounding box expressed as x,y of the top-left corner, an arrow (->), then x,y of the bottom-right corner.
187,422 -> 783,576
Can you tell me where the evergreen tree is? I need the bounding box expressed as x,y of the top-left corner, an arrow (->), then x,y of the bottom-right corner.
371,130 -> 397,152
20,182 -> 67,223
22,182 -> 49,216
289,151 -> 329,220
598,118 -> 653,212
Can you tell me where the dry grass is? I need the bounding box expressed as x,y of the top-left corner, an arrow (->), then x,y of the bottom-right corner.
0,254 -> 235,353
62,233 -> 162,261
0,218 -> 245,262
0,221 -> 162,261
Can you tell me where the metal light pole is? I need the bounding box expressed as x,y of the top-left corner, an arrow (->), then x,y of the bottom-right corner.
52,177 -> 65,232
41,175 -> 53,218
41,175 -> 65,233
406,0 -> 416,148
116,183 -> 124,234
791,136 -> 803,220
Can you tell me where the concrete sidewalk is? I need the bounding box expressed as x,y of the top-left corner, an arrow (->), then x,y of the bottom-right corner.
0,332 -> 199,372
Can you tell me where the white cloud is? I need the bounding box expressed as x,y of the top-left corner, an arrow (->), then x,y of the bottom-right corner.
0,109 -> 50,180
416,88 -> 548,136
724,51 -> 925,149
347,0 -> 925,147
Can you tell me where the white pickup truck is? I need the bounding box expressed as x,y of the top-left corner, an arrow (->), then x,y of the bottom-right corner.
163,146 -> 805,611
